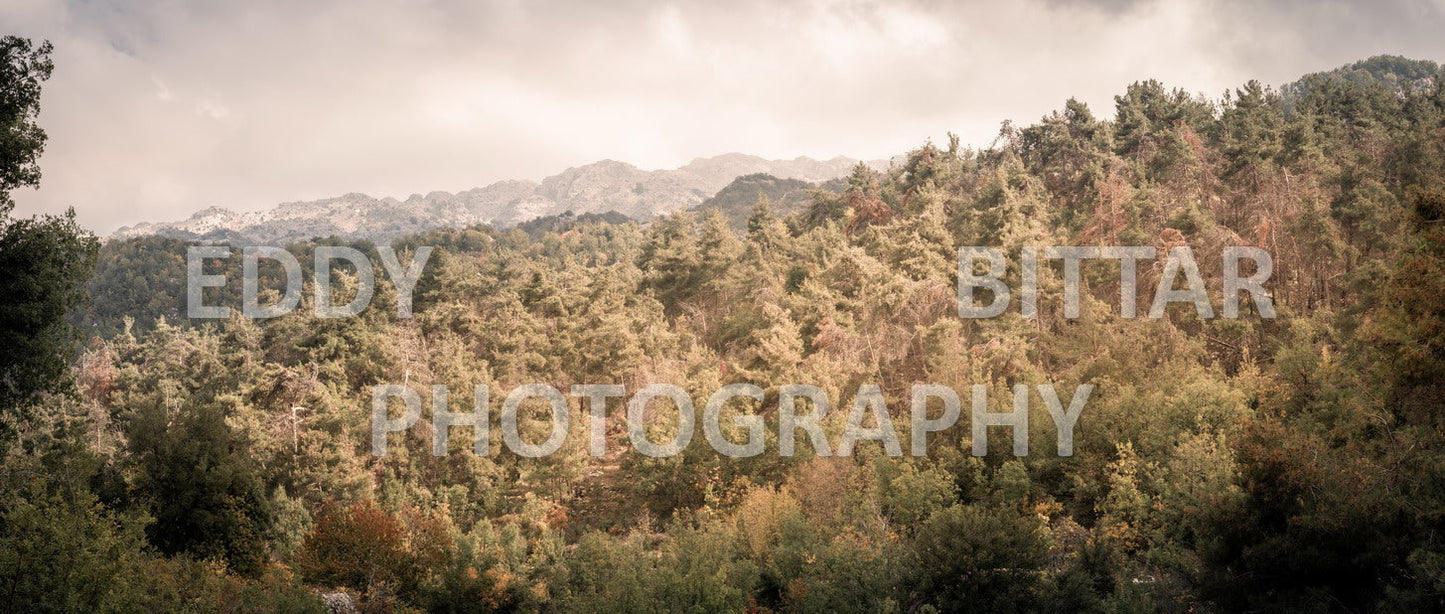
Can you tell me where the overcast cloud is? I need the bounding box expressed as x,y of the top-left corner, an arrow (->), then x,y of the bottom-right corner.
4,0 -> 1444,233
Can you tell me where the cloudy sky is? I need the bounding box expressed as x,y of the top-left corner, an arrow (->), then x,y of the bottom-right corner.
6,0 -> 1445,233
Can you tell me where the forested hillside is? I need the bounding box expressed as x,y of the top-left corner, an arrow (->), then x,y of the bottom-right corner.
7,54 -> 1445,612
692,173 -> 833,231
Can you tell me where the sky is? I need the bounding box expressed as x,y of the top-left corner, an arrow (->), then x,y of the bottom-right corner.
5,0 -> 1445,234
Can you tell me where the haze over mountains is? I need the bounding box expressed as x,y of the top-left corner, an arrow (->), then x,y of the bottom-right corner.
112,153 -> 883,245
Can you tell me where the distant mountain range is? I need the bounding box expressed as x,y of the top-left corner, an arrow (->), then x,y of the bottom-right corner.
112,153 -> 886,245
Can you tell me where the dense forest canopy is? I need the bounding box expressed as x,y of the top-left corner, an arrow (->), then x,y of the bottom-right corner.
6,49 -> 1445,612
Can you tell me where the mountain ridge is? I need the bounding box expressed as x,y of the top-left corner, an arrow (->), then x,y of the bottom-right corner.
112,153 -> 885,245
